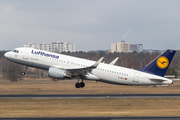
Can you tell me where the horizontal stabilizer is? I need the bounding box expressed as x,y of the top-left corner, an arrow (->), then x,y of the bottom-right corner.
149,78 -> 167,81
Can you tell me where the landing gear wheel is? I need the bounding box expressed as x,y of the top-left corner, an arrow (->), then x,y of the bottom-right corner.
21,66 -> 28,76
75,83 -> 81,88
21,72 -> 26,76
80,82 -> 85,88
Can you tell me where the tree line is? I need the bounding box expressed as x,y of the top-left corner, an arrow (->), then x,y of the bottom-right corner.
0,50 -> 179,82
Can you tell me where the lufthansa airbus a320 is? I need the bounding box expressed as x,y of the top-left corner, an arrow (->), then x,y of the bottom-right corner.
4,47 -> 176,88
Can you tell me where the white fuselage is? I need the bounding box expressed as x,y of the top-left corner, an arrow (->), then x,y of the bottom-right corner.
4,47 -> 172,86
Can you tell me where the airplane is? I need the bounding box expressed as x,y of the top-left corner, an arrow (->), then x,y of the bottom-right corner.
4,47 -> 176,88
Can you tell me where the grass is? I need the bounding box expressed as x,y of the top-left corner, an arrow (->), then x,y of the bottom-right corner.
0,78 -> 180,94
1,78 -> 180,117
0,98 -> 180,117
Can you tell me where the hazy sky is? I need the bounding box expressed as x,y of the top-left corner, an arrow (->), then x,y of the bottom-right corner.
0,0 -> 180,51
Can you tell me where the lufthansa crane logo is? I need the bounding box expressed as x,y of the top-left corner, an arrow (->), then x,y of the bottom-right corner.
156,56 -> 169,69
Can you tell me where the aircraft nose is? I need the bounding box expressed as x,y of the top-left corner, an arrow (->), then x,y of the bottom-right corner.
4,52 -> 10,58
4,52 -> 8,58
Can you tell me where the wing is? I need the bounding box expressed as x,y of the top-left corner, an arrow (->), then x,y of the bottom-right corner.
51,57 -> 104,76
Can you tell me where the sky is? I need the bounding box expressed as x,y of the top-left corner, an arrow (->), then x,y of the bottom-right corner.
0,0 -> 180,51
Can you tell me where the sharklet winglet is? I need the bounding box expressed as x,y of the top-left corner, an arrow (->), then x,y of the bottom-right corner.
110,57 -> 119,65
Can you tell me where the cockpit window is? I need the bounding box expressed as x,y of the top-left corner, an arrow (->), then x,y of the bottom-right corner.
13,50 -> 19,53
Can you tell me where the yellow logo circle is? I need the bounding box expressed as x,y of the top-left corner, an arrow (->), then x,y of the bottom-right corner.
156,56 -> 169,69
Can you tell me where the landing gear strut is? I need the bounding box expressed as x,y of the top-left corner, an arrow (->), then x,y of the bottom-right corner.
75,79 -> 85,88
21,66 -> 28,76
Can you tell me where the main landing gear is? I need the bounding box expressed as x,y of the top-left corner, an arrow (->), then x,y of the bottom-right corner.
21,66 -> 28,76
75,79 -> 85,88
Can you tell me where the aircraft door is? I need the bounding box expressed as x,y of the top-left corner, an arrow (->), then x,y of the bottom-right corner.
133,72 -> 139,83
66,60 -> 72,68
23,49 -> 30,60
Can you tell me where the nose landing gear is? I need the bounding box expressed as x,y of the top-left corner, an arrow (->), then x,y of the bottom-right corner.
21,72 -> 26,76
21,66 -> 28,76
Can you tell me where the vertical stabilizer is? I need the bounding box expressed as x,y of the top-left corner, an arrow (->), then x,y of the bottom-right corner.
139,49 -> 176,77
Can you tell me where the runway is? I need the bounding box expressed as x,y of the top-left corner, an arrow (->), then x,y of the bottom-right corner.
1,117 -> 180,120
0,94 -> 180,98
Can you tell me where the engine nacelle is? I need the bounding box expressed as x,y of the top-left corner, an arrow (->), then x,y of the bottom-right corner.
48,67 -> 69,79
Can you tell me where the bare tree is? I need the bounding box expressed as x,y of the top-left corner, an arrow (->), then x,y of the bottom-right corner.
8,62 -> 23,82
0,57 -> 8,78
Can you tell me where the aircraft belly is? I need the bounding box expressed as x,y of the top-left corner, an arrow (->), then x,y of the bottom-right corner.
93,71 -> 135,85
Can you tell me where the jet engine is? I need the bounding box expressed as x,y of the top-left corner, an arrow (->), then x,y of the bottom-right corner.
48,67 -> 70,79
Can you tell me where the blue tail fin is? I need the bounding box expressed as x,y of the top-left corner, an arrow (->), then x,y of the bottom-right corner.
139,49 -> 176,77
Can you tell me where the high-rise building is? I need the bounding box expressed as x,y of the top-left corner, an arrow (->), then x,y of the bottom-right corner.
111,41 -> 143,53
130,44 -> 143,52
111,41 -> 130,53
111,43 -> 117,53
23,41 -> 76,53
